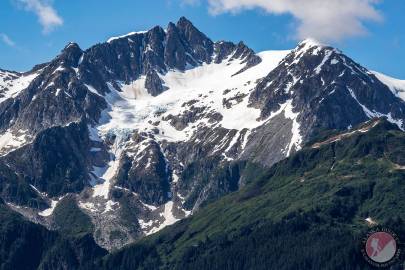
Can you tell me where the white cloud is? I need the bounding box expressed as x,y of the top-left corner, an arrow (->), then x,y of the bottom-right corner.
0,33 -> 16,47
16,0 -> 63,33
186,0 -> 382,42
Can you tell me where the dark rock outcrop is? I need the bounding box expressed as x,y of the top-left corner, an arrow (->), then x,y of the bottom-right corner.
5,121 -> 93,197
116,141 -> 171,205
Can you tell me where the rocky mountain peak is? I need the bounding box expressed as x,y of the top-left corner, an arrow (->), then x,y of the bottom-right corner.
297,38 -> 323,48
59,42 -> 83,67
147,25 -> 166,37
166,21 -> 177,32
64,41 -> 82,51
176,16 -> 193,27
176,16 -> 214,64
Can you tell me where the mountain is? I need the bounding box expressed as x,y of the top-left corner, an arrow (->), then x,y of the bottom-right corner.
98,119 -> 405,269
1,16 -> 405,253
3,118 -> 404,269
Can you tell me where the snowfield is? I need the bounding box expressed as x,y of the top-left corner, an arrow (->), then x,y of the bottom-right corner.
94,50 -> 291,142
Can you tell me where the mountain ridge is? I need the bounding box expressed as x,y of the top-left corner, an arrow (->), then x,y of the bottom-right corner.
1,17 -> 405,252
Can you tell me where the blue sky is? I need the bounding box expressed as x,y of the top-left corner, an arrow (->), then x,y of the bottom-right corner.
0,0 -> 404,78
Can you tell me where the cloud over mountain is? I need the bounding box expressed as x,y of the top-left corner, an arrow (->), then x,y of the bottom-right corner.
186,0 -> 382,42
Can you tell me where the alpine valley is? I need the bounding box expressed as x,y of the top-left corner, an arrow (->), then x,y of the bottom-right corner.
1,17 -> 405,270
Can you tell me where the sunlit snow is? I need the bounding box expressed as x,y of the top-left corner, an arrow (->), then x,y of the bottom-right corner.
95,50 -> 291,143
107,31 -> 147,43
0,130 -> 29,156
372,71 -> 405,101
0,71 -> 38,103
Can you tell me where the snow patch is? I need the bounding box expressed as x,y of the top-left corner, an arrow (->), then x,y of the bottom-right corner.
79,201 -> 98,212
315,50 -> 333,74
0,71 -> 38,103
146,201 -> 179,235
172,173 -> 179,183
139,219 -> 154,230
0,130 -> 28,156
88,125 -> 102,142
52,66 -> 65,74
38,199 -> 59,217
330,59 -> 339,65
347,87 -> 404,130
94,49 -> 290,144
283,100 -> 302,156
107,31 -> 147,43
84,84 -> 102,97
103,200 -> 119,213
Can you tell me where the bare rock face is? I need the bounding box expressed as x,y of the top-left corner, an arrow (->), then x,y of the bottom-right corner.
116,141 -> 171,205
145,70 -> 166,96
176,16 -> 214,65
0,160 -> 48,209
4,121 -> 94,197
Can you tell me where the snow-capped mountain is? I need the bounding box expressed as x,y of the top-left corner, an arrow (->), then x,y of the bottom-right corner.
1,17 -> 405,250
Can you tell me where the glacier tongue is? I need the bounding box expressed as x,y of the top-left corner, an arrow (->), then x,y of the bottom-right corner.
92,129 -> 130,199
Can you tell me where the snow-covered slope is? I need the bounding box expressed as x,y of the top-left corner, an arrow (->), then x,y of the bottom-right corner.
372,71 -> 405,101
0,70 -> 38,103
0,70 -> 39,155
94,50 -> 290,142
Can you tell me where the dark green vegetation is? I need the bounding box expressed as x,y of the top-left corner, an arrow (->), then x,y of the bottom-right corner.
0,198 -> 107,270
101,119 -> 405,269
52,196 -> 94,237
2,119 -> 405,269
